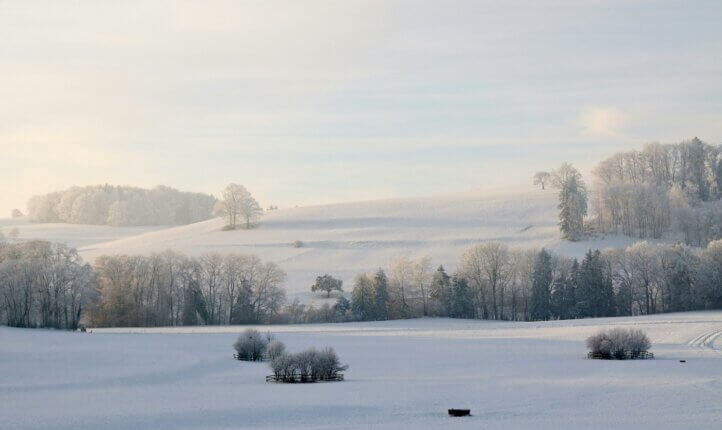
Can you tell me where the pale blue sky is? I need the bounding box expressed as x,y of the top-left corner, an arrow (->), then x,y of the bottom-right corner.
1,0 -> 721,215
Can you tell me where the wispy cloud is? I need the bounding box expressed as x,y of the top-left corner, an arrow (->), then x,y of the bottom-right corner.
1,0 -> 721,215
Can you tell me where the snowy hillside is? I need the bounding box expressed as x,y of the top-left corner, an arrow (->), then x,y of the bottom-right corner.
2,312 -> 721,429
0,217 -> 165,249
71,187 -> 654,301
3,187 -> 669,301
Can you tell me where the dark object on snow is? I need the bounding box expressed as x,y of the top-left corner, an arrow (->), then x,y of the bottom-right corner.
79,326 -> 86,333
448,409 -> 471,417
680,360 -> 686,363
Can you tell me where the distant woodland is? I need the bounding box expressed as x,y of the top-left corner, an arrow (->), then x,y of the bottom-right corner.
540,138 -> 722,246
591,138 -> 722,246
27,185 -> 217,226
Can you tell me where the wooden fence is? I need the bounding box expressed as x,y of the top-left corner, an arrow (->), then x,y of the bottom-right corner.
265,374 -> 345,383
587,351 -> 654,360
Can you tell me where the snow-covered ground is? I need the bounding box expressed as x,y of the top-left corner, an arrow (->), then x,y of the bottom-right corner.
0,217 -> 165,249
2,312 -> 721,429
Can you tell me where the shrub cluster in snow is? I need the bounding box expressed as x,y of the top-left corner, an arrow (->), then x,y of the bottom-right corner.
267,340 -> 286,361
586,328 -> 651,359
27,185 -> 216,226
233,329 -> 274,361
270,347 -> 347,382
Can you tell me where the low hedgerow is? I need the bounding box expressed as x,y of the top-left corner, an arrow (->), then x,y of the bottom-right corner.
586,328 -> 652,359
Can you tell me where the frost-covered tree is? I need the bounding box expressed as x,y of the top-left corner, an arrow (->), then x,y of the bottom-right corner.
458,242 -> 513,320
267,340 -> 286,361
11,209 -> 23,218
88,252 -> 285,327
412,256 -> 433,316
311,274 -> 343,298
552,163 -> 588,241
450,275 -> 474,319
0,241 -> 94,329
333,296 -> 351,319
389,257 -> 415,318
550,258 -> 578,320
533,171 -> 551,190
530,249 -> 553,320
591,138 -> 722,243
351,273 -> 375,321
219,183 -> 262,230
577,250 -> 614,318
372,269 -> 389,320
430,265 -> 452,316
233,329 -> 271,361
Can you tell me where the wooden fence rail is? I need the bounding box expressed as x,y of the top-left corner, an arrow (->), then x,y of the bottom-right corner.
265,374 -> 345,383
587,351 -> 654,360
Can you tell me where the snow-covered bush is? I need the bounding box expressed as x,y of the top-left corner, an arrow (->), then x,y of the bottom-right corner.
267,340 -> 286,361
586,328 -> 651,359
269,347 -> 347,382
233,329 -> 272,361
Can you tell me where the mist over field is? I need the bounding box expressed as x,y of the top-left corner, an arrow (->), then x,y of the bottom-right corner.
2,1 -> 722,429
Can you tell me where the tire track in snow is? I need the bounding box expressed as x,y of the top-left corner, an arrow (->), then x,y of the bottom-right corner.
687,328 -> 722,352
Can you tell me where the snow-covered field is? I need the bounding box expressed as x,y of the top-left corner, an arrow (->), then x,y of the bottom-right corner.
2,187 -> 673,301
0,217 -> 164,249
2,312 -> 721,429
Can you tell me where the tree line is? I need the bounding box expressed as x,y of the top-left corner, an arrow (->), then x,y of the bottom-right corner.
344,241 -> 722,323
591,137 -> 722,244
536,138 -> 722,246
0,241 -> 94,329
2,239 -> 721,329
27,184 -> 217,226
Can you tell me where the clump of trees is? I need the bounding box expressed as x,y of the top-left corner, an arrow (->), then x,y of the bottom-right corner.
11,209 -> 24,218
217,183 -> 262,230
586,328 -> 652,359
269,347 -> 347,383
88,252 -> 286,327
591,138 -> 722,245
311,274 -> 343,298
27,185 -> 216,226
0,241 -> 94,329
233,329 -> 274,361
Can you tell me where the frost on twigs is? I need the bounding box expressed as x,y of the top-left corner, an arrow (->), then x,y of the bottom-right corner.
267,347 -> 347,383
233,329 -> 275,361
586,328 -> 653,359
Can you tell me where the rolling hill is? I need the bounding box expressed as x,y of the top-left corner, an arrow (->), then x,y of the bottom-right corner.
62,186 -> 652,301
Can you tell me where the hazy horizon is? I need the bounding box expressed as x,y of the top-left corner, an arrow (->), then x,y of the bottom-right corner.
2,0 -> 721,216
